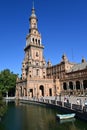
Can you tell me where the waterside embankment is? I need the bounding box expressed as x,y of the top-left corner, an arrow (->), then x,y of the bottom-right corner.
19,97 -> 87,122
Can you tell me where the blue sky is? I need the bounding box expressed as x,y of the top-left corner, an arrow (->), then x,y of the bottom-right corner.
0,0 -> 87,75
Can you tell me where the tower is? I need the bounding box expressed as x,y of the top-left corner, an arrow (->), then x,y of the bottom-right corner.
22,4 -> 46,80
16,4 -> 54,99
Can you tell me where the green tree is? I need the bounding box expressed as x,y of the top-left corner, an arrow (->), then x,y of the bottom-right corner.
0,92 -> 7,119
0,69 -> 17,97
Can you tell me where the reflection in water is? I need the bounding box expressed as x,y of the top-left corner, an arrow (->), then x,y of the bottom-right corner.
59,118 -> 75,124
0,102 -> 87,130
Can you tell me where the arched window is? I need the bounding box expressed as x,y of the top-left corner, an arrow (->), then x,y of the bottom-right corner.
49,88 -> 52,96
69,82 -> 73,90
38,39 -> 40,44
36,52 -> 39,57
32,38 -> 34,43
39,85 -> 44,96
35,39 -> 37,44
83,80 -> 87,90
76,81 -> 80,90
63,82 -> 67,90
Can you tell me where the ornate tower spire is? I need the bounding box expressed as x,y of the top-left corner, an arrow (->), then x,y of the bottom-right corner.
22,3 -> 45,80
29,2 -> 38,31
26,3 -> 42,47
31,2 -> 36,18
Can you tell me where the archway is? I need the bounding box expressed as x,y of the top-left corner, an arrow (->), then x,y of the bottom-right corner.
49,88 -> 52,96
39,85 -> 44,96
63,82 -> 67,90
24,88 -> 27,96
69,82 -> 73,90
76,81 -> 80,90
30,89 -> 33,97
83,80 -> 87,90
19,86 -> 22,97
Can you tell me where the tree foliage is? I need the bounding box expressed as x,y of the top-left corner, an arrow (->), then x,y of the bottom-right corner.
0,69 -> 17,96
0,92 -> 7,118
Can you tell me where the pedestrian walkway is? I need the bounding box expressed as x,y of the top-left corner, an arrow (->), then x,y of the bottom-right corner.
43,95 -> 87,107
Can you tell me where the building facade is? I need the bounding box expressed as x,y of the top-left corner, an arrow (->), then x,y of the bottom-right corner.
16,5 -> 58,99
16,5 -> 87,99
47,56 -> 87,96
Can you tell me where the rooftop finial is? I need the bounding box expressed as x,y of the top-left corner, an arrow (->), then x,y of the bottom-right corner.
30,0 -> 36,18
32,0 -> 34,9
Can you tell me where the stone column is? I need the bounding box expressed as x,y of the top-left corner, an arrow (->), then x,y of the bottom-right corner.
79,81 -> 81,90
24,88 -> 26,97
60,82 -> 62,90
73,81 -> 76,90
67,82 -> 69,90
34,85 -> 36,99
27,88 -> 30,99
19,87 -> 21,97
80,80 -> 83,89
73,81 -> 76,95
81,80 -> 84,95
37,84 -> 39,99
22,86 -> 24,97
15,87 -> 18,97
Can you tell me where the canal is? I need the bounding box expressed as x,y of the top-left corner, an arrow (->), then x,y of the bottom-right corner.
0,101 -> 87,130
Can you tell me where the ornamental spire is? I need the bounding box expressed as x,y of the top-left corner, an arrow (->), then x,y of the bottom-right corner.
30,1 -> 36,18
29,1 -> 38,31
32,1 -> 34,9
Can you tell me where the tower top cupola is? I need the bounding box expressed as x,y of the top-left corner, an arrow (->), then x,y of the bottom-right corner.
29,2 -> 38,31
30,2 -> 37,19
25,2 -> 43,50
81,57 -> 86,63
61,53 -> 68,63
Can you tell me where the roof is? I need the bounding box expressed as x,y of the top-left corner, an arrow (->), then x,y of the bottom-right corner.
67,61 -> 87,73
30,5 -> 37,19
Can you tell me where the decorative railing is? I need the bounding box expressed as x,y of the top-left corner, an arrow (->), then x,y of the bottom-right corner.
19,96 -> 87,114
39,98 -> 87,113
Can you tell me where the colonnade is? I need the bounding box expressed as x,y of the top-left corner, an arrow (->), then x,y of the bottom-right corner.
16,85 -> 53,98
62,79 -> 87,95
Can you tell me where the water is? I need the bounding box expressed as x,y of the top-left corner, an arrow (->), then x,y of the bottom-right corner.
0,101 -> 87,130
